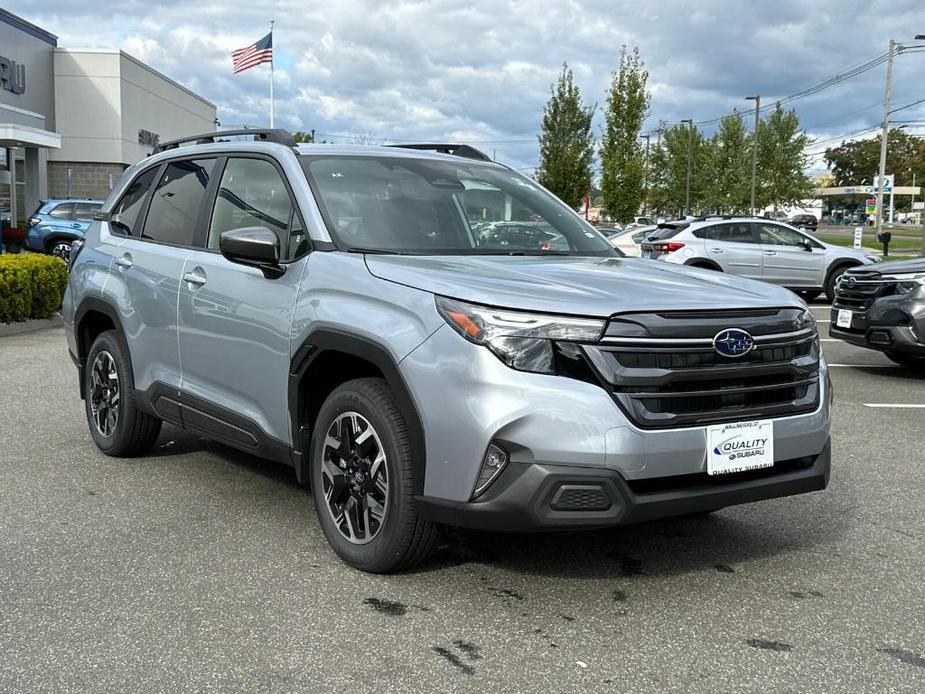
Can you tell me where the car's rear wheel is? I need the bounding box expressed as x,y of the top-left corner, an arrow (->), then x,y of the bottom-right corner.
47,238 -> 73,261
310,378 -> 440,573
85,331 -> 162,456
884,350 -> 925,368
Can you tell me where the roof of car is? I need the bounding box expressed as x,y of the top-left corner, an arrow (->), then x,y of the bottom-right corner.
44,198 -> 103,205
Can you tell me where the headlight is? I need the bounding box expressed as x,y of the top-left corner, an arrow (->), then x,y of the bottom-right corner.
797,308 -> 817,332
884,272 -> 925,295
435,296 -> 605,374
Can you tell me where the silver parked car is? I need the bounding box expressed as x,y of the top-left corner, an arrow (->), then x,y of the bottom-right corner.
62,132 -> 831,572
640,216 -> 878,301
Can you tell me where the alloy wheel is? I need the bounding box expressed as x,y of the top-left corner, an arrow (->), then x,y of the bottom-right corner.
320,412 -> 389,545
51,241 -> 71,262
89,350 -> 120,437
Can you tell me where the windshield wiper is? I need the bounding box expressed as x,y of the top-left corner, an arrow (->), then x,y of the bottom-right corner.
346,247 -> 404,255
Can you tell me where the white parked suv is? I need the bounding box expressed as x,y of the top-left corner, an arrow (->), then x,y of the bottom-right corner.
640,216 -> 878,301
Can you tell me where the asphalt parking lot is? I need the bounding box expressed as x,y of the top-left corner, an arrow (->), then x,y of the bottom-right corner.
1,303 -> 924,693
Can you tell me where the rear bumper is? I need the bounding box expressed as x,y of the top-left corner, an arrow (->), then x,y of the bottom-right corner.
417,439 -> 830,531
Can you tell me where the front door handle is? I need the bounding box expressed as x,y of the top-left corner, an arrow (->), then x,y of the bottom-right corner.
764,250 -> 778,256
183,269 -> 207,287
115,253 -> 133,269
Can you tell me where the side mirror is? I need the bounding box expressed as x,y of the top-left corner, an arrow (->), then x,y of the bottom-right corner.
220,227 -> 286,279
110,213 -> 132,234
802,238 -> 814,251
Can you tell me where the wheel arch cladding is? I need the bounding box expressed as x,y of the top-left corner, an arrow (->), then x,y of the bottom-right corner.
74,298 -> 124,399
289,329 -> 426,493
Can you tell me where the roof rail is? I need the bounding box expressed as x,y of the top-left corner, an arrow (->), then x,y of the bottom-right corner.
387,143 -> 492,162
152,128 -> 297,154
689,214 -> 762,222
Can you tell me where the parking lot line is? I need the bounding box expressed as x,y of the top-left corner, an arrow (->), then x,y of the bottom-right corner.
862,403 -> 925,408
820,338 -> 839,342
815,319 -> 831,323
827,364 -> 896,368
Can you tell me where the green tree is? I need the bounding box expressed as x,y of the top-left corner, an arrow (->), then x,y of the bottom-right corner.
536,63 -> 596,207
756,104 -> 813,210
703,112 -> 752,213
648,123 -> 709,217
600,46 -> 650,223
824,128 -> 925,191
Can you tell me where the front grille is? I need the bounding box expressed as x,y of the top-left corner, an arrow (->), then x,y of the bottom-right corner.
582,309 -> 820,429
833,274 -> 893,311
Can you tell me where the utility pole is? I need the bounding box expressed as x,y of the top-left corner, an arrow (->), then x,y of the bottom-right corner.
640,134 -> 650,215
681,119 -> 694,216
917,35 -> 925,257
746,95 -> 760,215
875,39 -> 898,240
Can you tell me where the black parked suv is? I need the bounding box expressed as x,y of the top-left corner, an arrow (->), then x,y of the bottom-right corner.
789,214 -> 818,232
830,259 -> 925,366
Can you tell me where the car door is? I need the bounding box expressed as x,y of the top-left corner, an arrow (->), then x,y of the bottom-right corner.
755,222 -> 825,288
105,158 -> 215,394
177,155 -> 309,449
701,222 -> 764,279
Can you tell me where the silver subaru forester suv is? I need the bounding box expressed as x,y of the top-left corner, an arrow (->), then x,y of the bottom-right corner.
62,130 -> 831,572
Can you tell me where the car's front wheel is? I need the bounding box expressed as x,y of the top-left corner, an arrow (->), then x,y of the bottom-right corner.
84,331 -> 162,456
310,378 -> 440,573
47,238 -> 74,262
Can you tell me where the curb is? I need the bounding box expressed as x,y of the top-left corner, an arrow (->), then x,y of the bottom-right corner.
0,315 -> 63,338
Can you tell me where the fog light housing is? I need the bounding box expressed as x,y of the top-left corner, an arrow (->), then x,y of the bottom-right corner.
472,442 -> 509,499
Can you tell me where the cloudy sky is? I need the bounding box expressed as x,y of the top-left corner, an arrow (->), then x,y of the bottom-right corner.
13,0 -> 925,173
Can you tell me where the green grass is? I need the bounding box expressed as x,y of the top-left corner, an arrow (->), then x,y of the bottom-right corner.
817,233 -> 924,253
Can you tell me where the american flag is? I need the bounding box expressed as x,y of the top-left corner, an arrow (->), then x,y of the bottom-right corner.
232,32 -> 273,74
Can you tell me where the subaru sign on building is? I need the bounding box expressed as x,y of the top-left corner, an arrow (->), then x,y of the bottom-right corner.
0,7 -> 216,229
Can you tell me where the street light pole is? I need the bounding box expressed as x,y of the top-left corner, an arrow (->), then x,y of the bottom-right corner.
917,35 -> 925,258
746,95 -> 760,215
875,39 -> 898,241
681,119 -> 694,216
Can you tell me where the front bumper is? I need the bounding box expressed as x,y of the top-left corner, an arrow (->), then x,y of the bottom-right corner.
830,296 -> 925,355
417,439 -> 831,531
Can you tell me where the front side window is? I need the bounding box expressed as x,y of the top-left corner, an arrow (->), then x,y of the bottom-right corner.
301,156 -> 615,256
141,159 -> 214,246
112,168 -> 159,235
208,158 -> 304,259
49,203 -> 74,219
757,224 -> 808,247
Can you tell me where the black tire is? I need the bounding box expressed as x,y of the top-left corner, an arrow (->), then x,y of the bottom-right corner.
884,350 -> 925,368
825,265 -> 852,303
690,262 -> 722,272
310,378 -> 440,573
84,330 -> 162,456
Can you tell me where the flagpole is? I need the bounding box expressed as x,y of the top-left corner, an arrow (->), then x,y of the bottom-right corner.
269,19 -> 275,128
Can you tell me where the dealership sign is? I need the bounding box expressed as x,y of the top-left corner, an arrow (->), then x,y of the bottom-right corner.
138,129 -> 160,148
0,55 -> 26,95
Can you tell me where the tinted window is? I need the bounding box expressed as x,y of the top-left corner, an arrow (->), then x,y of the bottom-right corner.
696,223 -> 756,243
208,158 -> 304,259
73,203 -> 101,220
645,227 -> 683,241
757,223 -> 808,247
142,159 -> 214,246
49,203 -> 74,219
112,167 -> 159,235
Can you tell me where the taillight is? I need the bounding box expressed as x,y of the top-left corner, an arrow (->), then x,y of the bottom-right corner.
652,241 -> 685,253
28,217 -> 41,227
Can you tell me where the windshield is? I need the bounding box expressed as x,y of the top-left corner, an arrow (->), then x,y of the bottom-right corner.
300,155 -> 616,256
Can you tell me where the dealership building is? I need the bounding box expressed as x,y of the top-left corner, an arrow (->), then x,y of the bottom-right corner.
0,8 -> 217,226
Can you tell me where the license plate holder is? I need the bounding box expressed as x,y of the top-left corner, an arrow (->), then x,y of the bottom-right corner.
707,419 -> 774,476
836,309 -> 853,329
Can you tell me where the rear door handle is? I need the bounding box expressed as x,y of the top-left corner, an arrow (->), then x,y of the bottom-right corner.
764,250 -> 777,256
183,269 -> 207,287
115,253 -> 133,269
709,248 -> 725,254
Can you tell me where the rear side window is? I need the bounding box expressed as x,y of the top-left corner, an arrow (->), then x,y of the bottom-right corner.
142,159 -> 215,246
694,223 -> 756,243
208,157 -> 304,259
73,202 -> 101,221
112,168 -> 159,235
49,203 -> 74,219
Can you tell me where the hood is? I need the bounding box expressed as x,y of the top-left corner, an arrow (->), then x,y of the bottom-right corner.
365,255 -> 801,317
846,258 -> 925,276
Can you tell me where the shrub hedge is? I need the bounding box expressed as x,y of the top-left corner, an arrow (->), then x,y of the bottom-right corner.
0,254 -> 69,323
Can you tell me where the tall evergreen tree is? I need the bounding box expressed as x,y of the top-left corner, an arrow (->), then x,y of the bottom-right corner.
600,47 -> 650,223
757,104 -> 813,210
536,63 -> 595,208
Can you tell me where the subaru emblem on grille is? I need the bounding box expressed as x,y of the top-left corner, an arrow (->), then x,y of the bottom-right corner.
846,276 -> 856,288
713,328 -> 755,358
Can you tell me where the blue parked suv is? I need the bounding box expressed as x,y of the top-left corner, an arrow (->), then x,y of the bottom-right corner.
26,199 -> 103,259
62,129 -> 831,572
